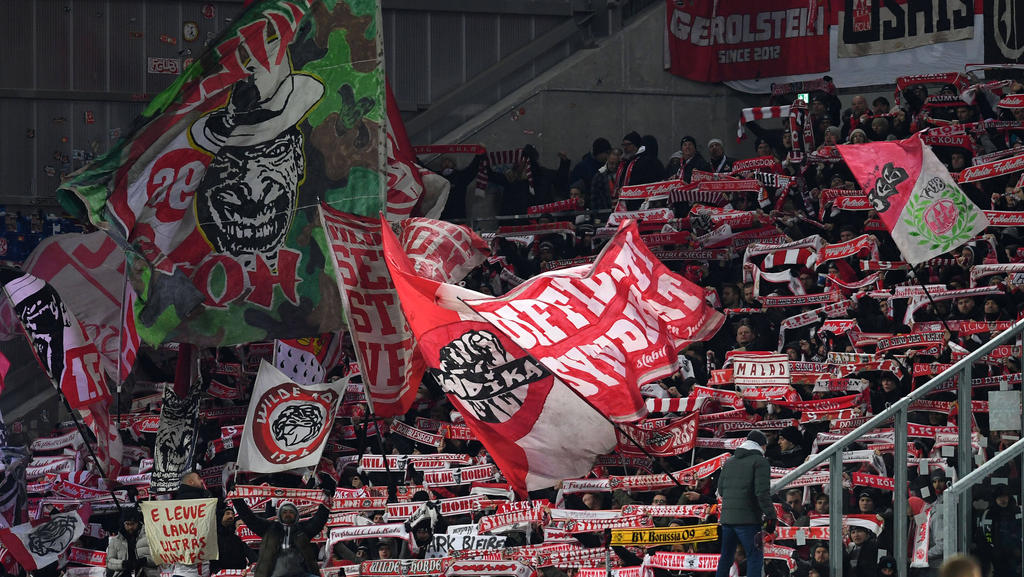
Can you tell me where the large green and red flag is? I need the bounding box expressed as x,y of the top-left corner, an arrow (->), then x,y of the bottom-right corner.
838,133 -> 989,266
57,0 -> 385,346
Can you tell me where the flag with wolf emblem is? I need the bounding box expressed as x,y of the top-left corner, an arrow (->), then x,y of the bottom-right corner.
238,360 -> 347,473
380,217 -> 617,495
56,0 -> 386,347
0,505 -> 90,571
838,133 -> 989,265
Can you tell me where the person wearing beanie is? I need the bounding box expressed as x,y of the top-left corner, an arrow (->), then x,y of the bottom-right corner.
844,523 -> 879,577
230,473 -> 336,577
106,508 -> 158,577
707,138 -> 733,173
614,131 -> 644,190
213,506 -> 255,572
667,135 -> 711,184
976,484 -> 1022,577
714,430 -> 776,577
772,425 -> 807,468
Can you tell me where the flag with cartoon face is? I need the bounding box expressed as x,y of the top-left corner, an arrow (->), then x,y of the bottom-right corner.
0,505 -> 90,571
237,360 -> 348,473
57,0 -> 387,346
838,133 -> 989,265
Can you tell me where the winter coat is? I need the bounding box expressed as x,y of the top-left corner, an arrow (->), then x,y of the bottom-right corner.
107,527 -> 159,577
232,499 -> 330,577
213,521 -> 255,571
717,441 -> 777,525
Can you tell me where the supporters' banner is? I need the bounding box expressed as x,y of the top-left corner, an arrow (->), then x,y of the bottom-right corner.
382,216 -> 618,494
140,498 -> 218,565
875,331 -> 945,352
732,353 -> 790,386
477,507 -> 547,533
610,524 -> 718,546
615,413 -> 697,457
21,232 -> 132,382
851,472 -> 895,491
620,504 -> 712,519
647,552 -> 719,572
958,153 -> 1024,183
911,508 -> 931,568
385,497 -> 482,521
389,420 -> 443,449
446,560 -> 534,577
319,208 -> 423,416
237,360 -> 346,473
152,352 -> 203,493
837,0 -> 975,58
984,210 -> 1024,227
57,0 -> 385,346
465,220 -> 724,423
839,134 -> 989,265
0,505 -> 90,570
423,465 -> 496,487
666,0 -> 827,82
330,523 -> 414,548
398,218 -> 490,284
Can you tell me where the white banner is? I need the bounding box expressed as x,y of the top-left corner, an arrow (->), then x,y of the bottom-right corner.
141,498 -> 218,565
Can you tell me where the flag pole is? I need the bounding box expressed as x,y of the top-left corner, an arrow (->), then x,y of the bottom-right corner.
910,264 -> 955,336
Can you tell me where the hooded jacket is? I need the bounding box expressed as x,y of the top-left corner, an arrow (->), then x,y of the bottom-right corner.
106,525 -> 158,577
232,498 -> 330,577
717,440 -> 777,525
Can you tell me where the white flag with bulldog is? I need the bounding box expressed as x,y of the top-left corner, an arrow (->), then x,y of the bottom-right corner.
238,360 -> 346,473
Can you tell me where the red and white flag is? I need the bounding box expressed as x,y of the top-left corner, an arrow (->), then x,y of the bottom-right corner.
273,335 -> 336,386
380,216 -> 617,495
838,133 -> 988,265
464,220 -> 725,423
119,280 -> 140,384
21,232 -> 131,383
3,271 -> 121,478
0,505 -> 90,571
385,83 -> 450,220
237,360 -> 348,473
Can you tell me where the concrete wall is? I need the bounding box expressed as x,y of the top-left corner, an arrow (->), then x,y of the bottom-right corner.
433,4 -> 767,172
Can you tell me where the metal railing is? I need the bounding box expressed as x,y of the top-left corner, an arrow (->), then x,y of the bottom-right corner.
770,316 -> 1024,577
942,436 -> 1024,563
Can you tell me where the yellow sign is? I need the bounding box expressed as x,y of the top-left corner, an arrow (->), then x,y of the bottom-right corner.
610,524 -> 719,546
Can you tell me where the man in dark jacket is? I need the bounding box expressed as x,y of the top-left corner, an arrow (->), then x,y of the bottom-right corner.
212,506 -> 255,572
231,474 -> 335,577
715,430 -> 777,577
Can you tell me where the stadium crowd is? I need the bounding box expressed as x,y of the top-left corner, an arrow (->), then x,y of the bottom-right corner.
5,73 -> 1024,577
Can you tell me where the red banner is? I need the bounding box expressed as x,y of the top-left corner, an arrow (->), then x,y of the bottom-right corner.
666,0 -> 828,83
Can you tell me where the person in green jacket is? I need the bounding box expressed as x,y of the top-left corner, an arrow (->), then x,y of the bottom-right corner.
715,430 -> 778,577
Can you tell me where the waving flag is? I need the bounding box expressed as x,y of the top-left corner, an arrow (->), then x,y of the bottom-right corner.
463,220 -> 724,423
838,133 -> 989,265
0,505 -> 91,571
273,335 -> 337,386
237,360 -> 347,473
56,0 -> 385,346
2,269 -> 121,478
318,208 -> 490,416
21,232 -> 138,383
381,217 -> 617,494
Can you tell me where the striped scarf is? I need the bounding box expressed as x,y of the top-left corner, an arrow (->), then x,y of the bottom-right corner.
737,105 -> 791,140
